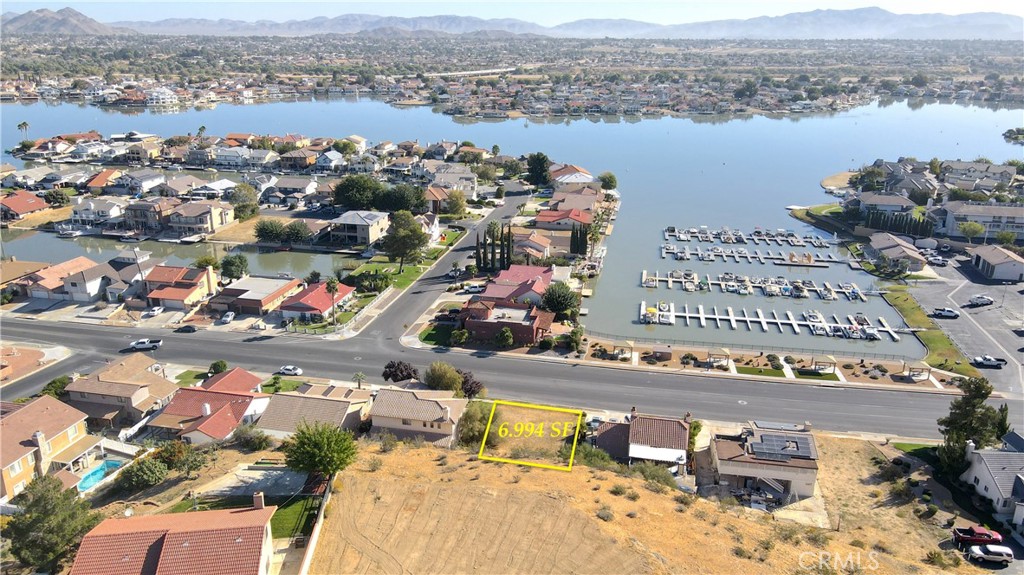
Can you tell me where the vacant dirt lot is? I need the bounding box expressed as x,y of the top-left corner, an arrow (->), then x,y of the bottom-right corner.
311,439 -> 970,575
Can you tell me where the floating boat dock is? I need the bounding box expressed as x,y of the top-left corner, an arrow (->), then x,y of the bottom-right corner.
641,270 -> 870,302
660,244 -> 841,267
663,226 -> 833,248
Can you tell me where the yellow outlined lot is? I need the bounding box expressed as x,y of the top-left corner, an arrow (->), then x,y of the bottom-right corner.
477,400 -> 584,471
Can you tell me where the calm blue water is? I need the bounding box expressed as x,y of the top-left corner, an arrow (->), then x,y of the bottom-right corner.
77,459 -> 123,491
2,99 -> 1020,357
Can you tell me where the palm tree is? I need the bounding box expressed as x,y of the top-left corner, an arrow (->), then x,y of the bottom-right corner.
196,125 -> 207,140
17,121 -> 29,140
325,278 -> 340,327
353,372 -> 366,390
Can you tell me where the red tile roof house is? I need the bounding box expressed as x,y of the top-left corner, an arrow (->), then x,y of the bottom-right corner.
534,208 -> 593,230
279,281 -> 355,322
0,189 -> 49,221
143,265 -> 219,310
593,412 -> 691,475
478,264 -> 554,306
69,493 -> 276,575
147,370 -> 269,445
458,300 -> 555,346
26,256 -> 98,300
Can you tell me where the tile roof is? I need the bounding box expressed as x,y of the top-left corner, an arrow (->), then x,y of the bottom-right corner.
70,506 -> 275,575
859,192 -> 916,207
201,368 -> 262,394
0,259 -> 48,284
66,353 -> 177,403
1,190 -> 49,216
151,388 -> 263,441
492,265 -> 553,286
535,209 -> 593,225
257,392 -> 363,435
147,285 -> 201,301
628,414 -> 689,451
29,256 -> 97,290
0,395 -> 87,469
86,169 -> 122,188
369,389 -> 466,423
594,421 -> 630,460
280,282 -> 354,314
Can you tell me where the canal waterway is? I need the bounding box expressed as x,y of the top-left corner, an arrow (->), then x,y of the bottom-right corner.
2,98 -> 1020,357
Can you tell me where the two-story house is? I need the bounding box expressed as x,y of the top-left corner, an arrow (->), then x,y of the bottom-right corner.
214,146 -> 252,169
70,196 -> 128,227
280,149 -> 318,171
62,249 -> 160,302
64,353 -> 178,428
266,177 -> 317,206
114,168 -> 166,195
368,388 -> 467,447
123,197 -> 181,232
315,150 -> 347,173
961,433 -> 1024,537
329,210 -> 390,245
167,200 -> 235,236
124,142 -> 161,165
144,264 -> 220,309
927,201 -> 1024,241
26,256 -> 98,300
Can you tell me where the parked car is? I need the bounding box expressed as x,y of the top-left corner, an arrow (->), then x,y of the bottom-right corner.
969,295 -> 995,306
464,283 -> 486,294
932,308 -> 961,319
221,311 -> 236,324
586,416 -> 606,431
967,544 -> 1014,565
973,355 -> 1008,369
952,525 -> 1003,546
129,338 -> 162,351
146,306 -> 165,316
927,256 -> 948,267
279,365 -> 303,376
175,325 -> 198,333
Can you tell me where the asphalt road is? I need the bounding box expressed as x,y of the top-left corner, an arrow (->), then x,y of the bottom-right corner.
2,198 -> 1019,439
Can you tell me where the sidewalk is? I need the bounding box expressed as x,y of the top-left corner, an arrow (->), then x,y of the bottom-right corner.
0,343 -> 72,386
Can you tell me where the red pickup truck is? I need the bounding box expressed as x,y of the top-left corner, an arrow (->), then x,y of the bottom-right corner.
952,525 -> 1003,545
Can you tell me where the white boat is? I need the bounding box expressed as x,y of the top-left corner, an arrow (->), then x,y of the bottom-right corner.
657,301 -> 669,312
662,243 -> 677,253
683,270 -> 696,281
804,310 -> 824,323
738,285 -> 752,295
120,234 -> 142,242
58,229 -> 83,238
669,270 -> 683,279
644,278 -> 658,288
684,281 -> 696,292
810,324 -> 828,336
724,282 -> 739,293
862,326 -> 880,340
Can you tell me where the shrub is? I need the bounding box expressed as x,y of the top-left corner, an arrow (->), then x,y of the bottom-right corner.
924,550 -> 947,568
631,460 -> 676,488
117,457 -> 168,492
626,511 -> 638,518
643,480 -> 668,494
674,493 -> 695,505
842,363 -> 855,369
873,542 -> 891,554
208,360 -> 228,374
757,538 -> 775,551
732,546 -> 753,559
234,424 -> 272,451
923,504 -> 939,518
596,507 -> 614,522
379,431 -> 398,453
675,504 -> 687,513
805,530 -> 830,548
626,491 -> 640,501
879,463 -> 905,482
783,355 -> 796,365
449,329 -> 469,346
367,457 -> 383,472
850,539 -> 866,549
538,337 -> 555,350
776,524 -> 801,545
889,479 -> 913,501
609,484 -> 627,496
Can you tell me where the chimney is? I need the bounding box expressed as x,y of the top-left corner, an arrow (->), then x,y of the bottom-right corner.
629,407 -> 637,421
253,491 -> 265,510
965,440 -> 976,460
201,403 -> 211,417
444,405 -> 451,422
33,431 -> 47,453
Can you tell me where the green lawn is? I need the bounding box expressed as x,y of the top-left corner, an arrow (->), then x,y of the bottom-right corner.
735,366 -> 787,378
808,203 -> 842,216
175,370 -> 209,387
884,286 -> 980,377
892,442 -> 940,468
166,495 -> 318,538
793,369 -> 841,381
419,323 -> 454,346
260,378 -> 304,394
440,230 -> 463,246
351,261 -> 427,290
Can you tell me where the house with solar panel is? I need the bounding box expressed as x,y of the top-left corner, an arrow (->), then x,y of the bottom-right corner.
710,421 -> 819,502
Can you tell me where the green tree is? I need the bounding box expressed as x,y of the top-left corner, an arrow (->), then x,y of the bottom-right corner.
958,221 -> 986,244
378,183 -> 426,213
283,421 -> 358,475
254,218 -> 287,243
597,172 -> 618,190
44,189 -> 70,206
501,159 -> 523,178
996,403 -> 1013,438
450,328 -> 469,346
458,401 -> 500,448
304,270 -> 322,284
381,360 -> 418,382
937,431 -> 969,478
424,361 -> 463,394
542,281 -> 581,321
937,377 -> 999,448
352,371 -> 366,389
7,475 -> 101,571
192,255 -> 221,270
491,144 -> 500,156
928,158 -> 942,176
325,278 -> 340,325
495,327 -> 515,348
227,183 -> 260,221
334,174 -> 385,210
196,125 -> 207,139
526,152 -> 552,186
220,253 -> 249,279
444,189 -> 466,216
41,375 -> 72,397
117,457 -> 168,492
284,220 -> 312,243
332,139 -> 358,156
17,121 -> 29,139
381,210 -> 428,273
995,230 -> 1016,246
209,359 -> 228,374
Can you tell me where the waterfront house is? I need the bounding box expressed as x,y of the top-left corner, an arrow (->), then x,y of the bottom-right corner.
214,146 -> 252,168
850,191 -> 916,215
1,166 -> 52,188
167,200 -> 235,236
70,196 -> 127,227
368,388 -> 467,447
550,186 -> 601,212
0,396 -> 103,504
549,164 -> 596,188
27,256 -> 97,300
115,168 -> 166,195
147,385 -> 269,444
329,210 -> 389,245
258,385 -> 372,439
969,244 -> 1024,282
477,264 -> 556,305
70,497 -> 276,575
64,353 -> 178,428
535,208 -> 593,230
0,190 -> 49,221
384,155 -> 418,177
68,141 -> 111,162
711,421 -> 819,500
457,300 -> 555,346
960,433 -> 1024,536
885,172 -> 940,198
342,134 -> 368,154
424,141 -> 458,160
153,175 -> 207,198
62,249 -> 160,302
124,142 -> 161,164
84,169 -> 122,194
513,231 -> 552,259
124,197 -> 181,232
371,140 -> 398,157
40,166 -> 94,190
186,146 -> 215,166
280,148 -> 318,171
348,154 -> 381,174
315,150 -> 346,172
209,275 -> 303,315
864,232 -> 926,272
927,201 -> 1024,241
593,411 -> 690,474
248,148 -> 280,170
246,174 -> 279,195
940,161 -> 1016,191
189,179 -> 237,200
279,281 -> 355,322
144,264 -> 219,309
424,184 -> 451,213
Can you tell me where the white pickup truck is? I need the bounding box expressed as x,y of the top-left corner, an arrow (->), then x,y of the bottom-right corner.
932,307 -> 960,319
129,338 -> 163,351
973,355 -> 1008,369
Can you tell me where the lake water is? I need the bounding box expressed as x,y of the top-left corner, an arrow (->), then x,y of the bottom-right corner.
2,98 -> 1020,358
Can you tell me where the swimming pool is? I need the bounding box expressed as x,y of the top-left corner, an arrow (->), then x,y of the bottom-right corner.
77,460 -> 123,492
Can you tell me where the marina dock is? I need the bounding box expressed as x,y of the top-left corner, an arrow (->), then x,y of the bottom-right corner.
641,270 -> 870,302
661,244 -> 841,266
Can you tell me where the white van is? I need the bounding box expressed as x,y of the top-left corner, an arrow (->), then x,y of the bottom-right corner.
967,544 -> 1014,565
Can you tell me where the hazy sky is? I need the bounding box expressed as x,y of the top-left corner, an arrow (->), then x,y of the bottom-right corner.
6,0 -> 1024,25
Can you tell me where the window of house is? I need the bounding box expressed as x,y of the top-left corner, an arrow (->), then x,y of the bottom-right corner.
79,392 -> 88,399
13,481 -> 25,495
10,459 -> 23,475
45,440 -> 52,453
422,422 -> 427,427
70,282 -> 78,287
984,485 -> 989,492
27,453 -> 34,465
402,419 -> 411,426
117,397 -> 126,404
973,476 -> 980,485
68,425 -> 79,439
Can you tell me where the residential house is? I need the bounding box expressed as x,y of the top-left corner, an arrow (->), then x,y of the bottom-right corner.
0,258 -> 48,297
279,281 -> 355,322
214,146 -> 252,169
342,134 -> 368,154
849,191 -> 916,215
424,185 -> 451,214
64,353 -> 178,428
457,300 -> 555,346
70,196 -> 127,227
0,190 -> 49,221
513,231 -> 552,259
371,141 -> 397,157
315,150 -> 346,172
431,163 -> 477,197
167,200 -> 235,236
224,132 -> 256,146
368,388 -> 467,447
201,367 -> 264,394
69,496 -> 276,575
40,167 -> 94,190
144,265 -> 219,309
928,201 -> 1024,241
280,148 -> 318,171
124,197 -> 181,232
124,142 -> 161,164
535,208 -> 593,230
864,232 -> 927,272
153,175 -> 208,198
329,210 -> 390,245
550,185 -> 602,212
248,149 -> 280,170
549,164 -> 595,188
266,177 -> 317,206
68,141 -> 111,162
27,256 -> 98,300
961,433 -> 1024,536
115,169 -> 166,195
257,385 -> 372,439
593,411 -> 690,474
347,154 -> 381,174
385,156 -> 418,177
84,169 -> 122,194
186,146 -> 215,166
424,141 -> 457,160
710,421 -> 819,500
415,213 -> 441,243
478,264 -> 556,305
62,250 -> 160,302
969,244 -> 1024,282
0,396 -> 102,504
209,275 -> 303,315
1,166 -> 52,189
147,384 -> 269,444
886,172 -> 940,198
941,161 -> 1016,192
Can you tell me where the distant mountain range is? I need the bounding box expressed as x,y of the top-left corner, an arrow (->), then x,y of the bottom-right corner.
2,7 -> 1022,40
